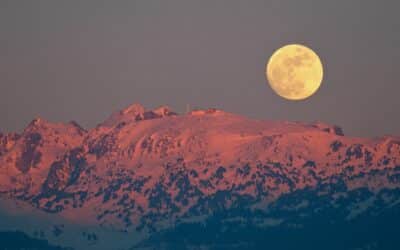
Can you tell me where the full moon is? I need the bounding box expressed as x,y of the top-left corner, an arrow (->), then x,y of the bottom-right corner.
266,44 -> 323,100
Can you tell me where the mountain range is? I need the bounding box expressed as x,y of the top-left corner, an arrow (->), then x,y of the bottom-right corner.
1,103 -> 400,250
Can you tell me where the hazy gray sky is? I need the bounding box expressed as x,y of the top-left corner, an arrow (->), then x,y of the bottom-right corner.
1,0 -> 399,136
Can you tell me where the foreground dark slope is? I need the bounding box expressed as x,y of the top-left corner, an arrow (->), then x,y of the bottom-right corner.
0,231 -> 72,250
135,186 -> 400,250
0,103 -> 399,250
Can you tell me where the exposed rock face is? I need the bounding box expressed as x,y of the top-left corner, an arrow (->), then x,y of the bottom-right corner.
0,103 -> 399,250
0,132 -> 20,157
42,147 -> 87,194
15,132 -> 42,173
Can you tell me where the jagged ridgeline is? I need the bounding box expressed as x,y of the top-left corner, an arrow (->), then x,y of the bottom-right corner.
0,103 -> 400,250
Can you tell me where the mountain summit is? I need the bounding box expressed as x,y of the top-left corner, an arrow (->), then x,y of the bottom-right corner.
100,103 -> 177,127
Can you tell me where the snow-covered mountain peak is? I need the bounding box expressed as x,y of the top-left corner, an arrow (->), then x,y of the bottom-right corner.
100,103 -> 145,127
120,103 -> 145,116
24,117 -> 49,131
100,103 -> 178,128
